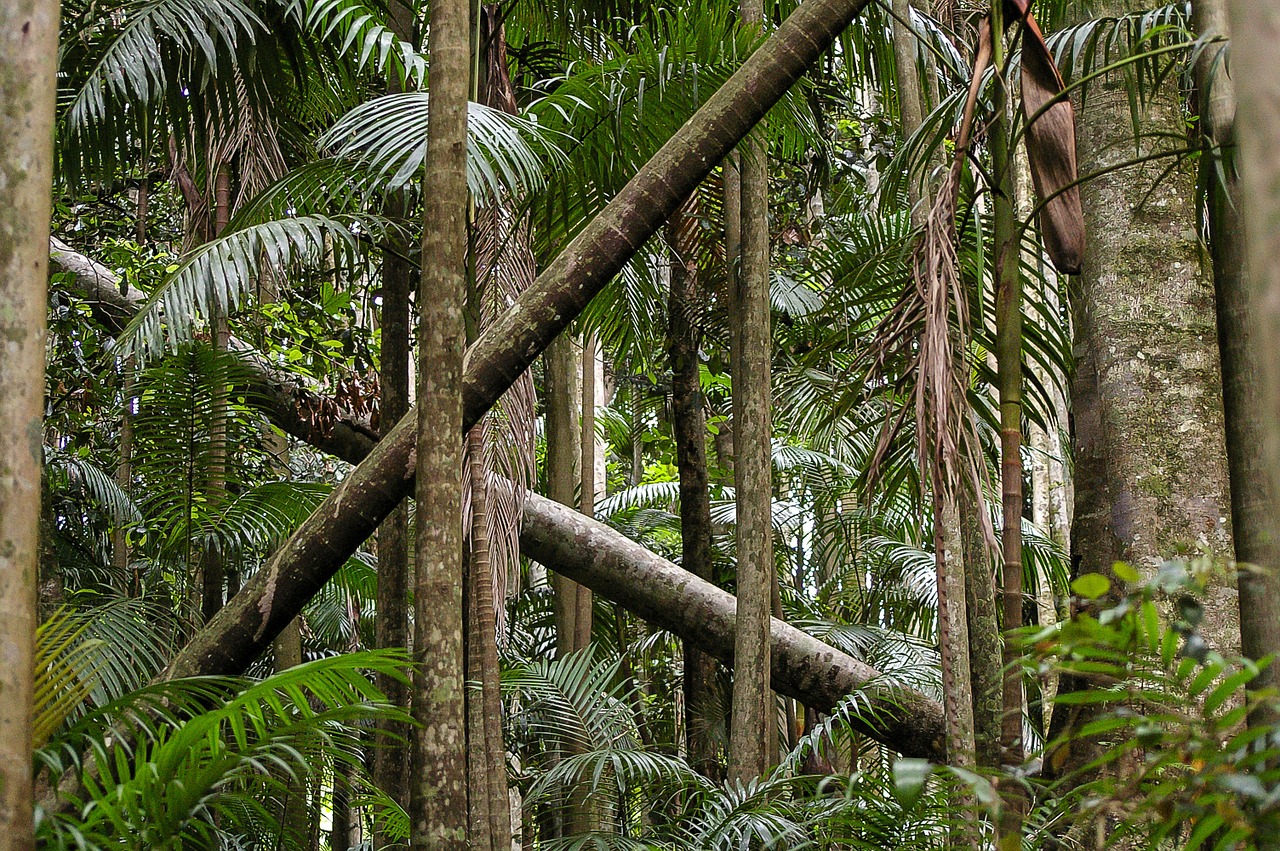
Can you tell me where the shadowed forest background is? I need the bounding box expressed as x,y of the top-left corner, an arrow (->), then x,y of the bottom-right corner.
3,0 -> 1280,848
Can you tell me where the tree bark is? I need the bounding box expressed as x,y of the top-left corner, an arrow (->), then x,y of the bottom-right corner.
1200,0 -> 1280,728
0,1 -> 57,845
729,0 -> 775,785
373,213 -> 413,848
1223,0 -> 1280,721
372,3 -> 416,835
521,492 -> 946,759
410,0 -> 470,842
545,334 -> 585,659
990,0 -> 1025,779
1050,0 -> 1233,799
153,0 -> 879,687
667,208 -> 720,777
200,165 -> 234,625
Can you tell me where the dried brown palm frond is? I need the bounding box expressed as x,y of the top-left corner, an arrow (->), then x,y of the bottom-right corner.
1007,0 -> 1084,275
865,16 -> 995,549
461,8 -> 539,635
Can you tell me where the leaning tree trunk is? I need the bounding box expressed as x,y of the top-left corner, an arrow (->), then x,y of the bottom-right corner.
0,0 -> 58,846
728,0 -> 776,785
410,0 -> 470,842
520,493 -> 947,758
131,0 -> 879,698
1199,0 -> 1280,729
1227,0 -> 1280,725
1049,0 -> 1234,809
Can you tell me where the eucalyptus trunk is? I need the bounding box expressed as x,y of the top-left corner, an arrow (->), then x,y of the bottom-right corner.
1200,0 -> 1280,728
410,0 -> 470,841
0,0 -> 57,843
667,207 -> 720,777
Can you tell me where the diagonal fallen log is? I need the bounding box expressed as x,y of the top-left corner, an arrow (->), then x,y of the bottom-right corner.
521,493 -> 947,760
49,237 -> 380,464
49,236 -> 947,762
164,0 -> 878,685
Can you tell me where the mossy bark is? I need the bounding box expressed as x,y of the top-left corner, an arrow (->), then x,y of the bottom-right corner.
1050,0 -> 1234,810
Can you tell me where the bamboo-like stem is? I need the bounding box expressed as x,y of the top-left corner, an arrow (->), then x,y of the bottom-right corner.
990,1 -> 1026,844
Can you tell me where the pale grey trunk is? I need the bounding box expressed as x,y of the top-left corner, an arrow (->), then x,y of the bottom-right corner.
1051,0 -> 1235,821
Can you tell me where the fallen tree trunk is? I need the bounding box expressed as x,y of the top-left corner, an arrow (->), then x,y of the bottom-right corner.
521,493 -> 946,760
163,0 -> 877,684
49,235 -> 947,763
49,237 -> 380,464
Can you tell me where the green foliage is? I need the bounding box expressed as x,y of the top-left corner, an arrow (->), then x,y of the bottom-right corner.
1035,560 -> 1280,848
36,650 -> 410,850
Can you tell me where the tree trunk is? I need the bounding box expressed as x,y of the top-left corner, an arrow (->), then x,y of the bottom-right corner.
466,424 -> 512,851
200,164 -> 233,625
1201,0 -> 1280,729
728,0 -> 775,785
989,3 -> 1025,779
372,3 -> 416,836
410,0 -> 470,842
0,0 -> 57,844
1050,0 -> 1234,804
153,0 -> 879,686
545,334 -> 586,658
961,488 -> 1002,770
1223,0 -> 1280,721
667,207 -> 719,777
520,492 -> 947,759
892,0 -> 926,211
577,333 -> 598,651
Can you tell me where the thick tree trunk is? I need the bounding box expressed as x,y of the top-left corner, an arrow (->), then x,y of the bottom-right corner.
153,0 -> 878,687
1050,0 -> 1233,804
667,208 -> 720,777
729,0 -> 775,785
0,0 -> 57,845
1200,0 -> 1280,728
521,493 -> 946,759
409,0 -> 470,842
1227,0 -> 1280,724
